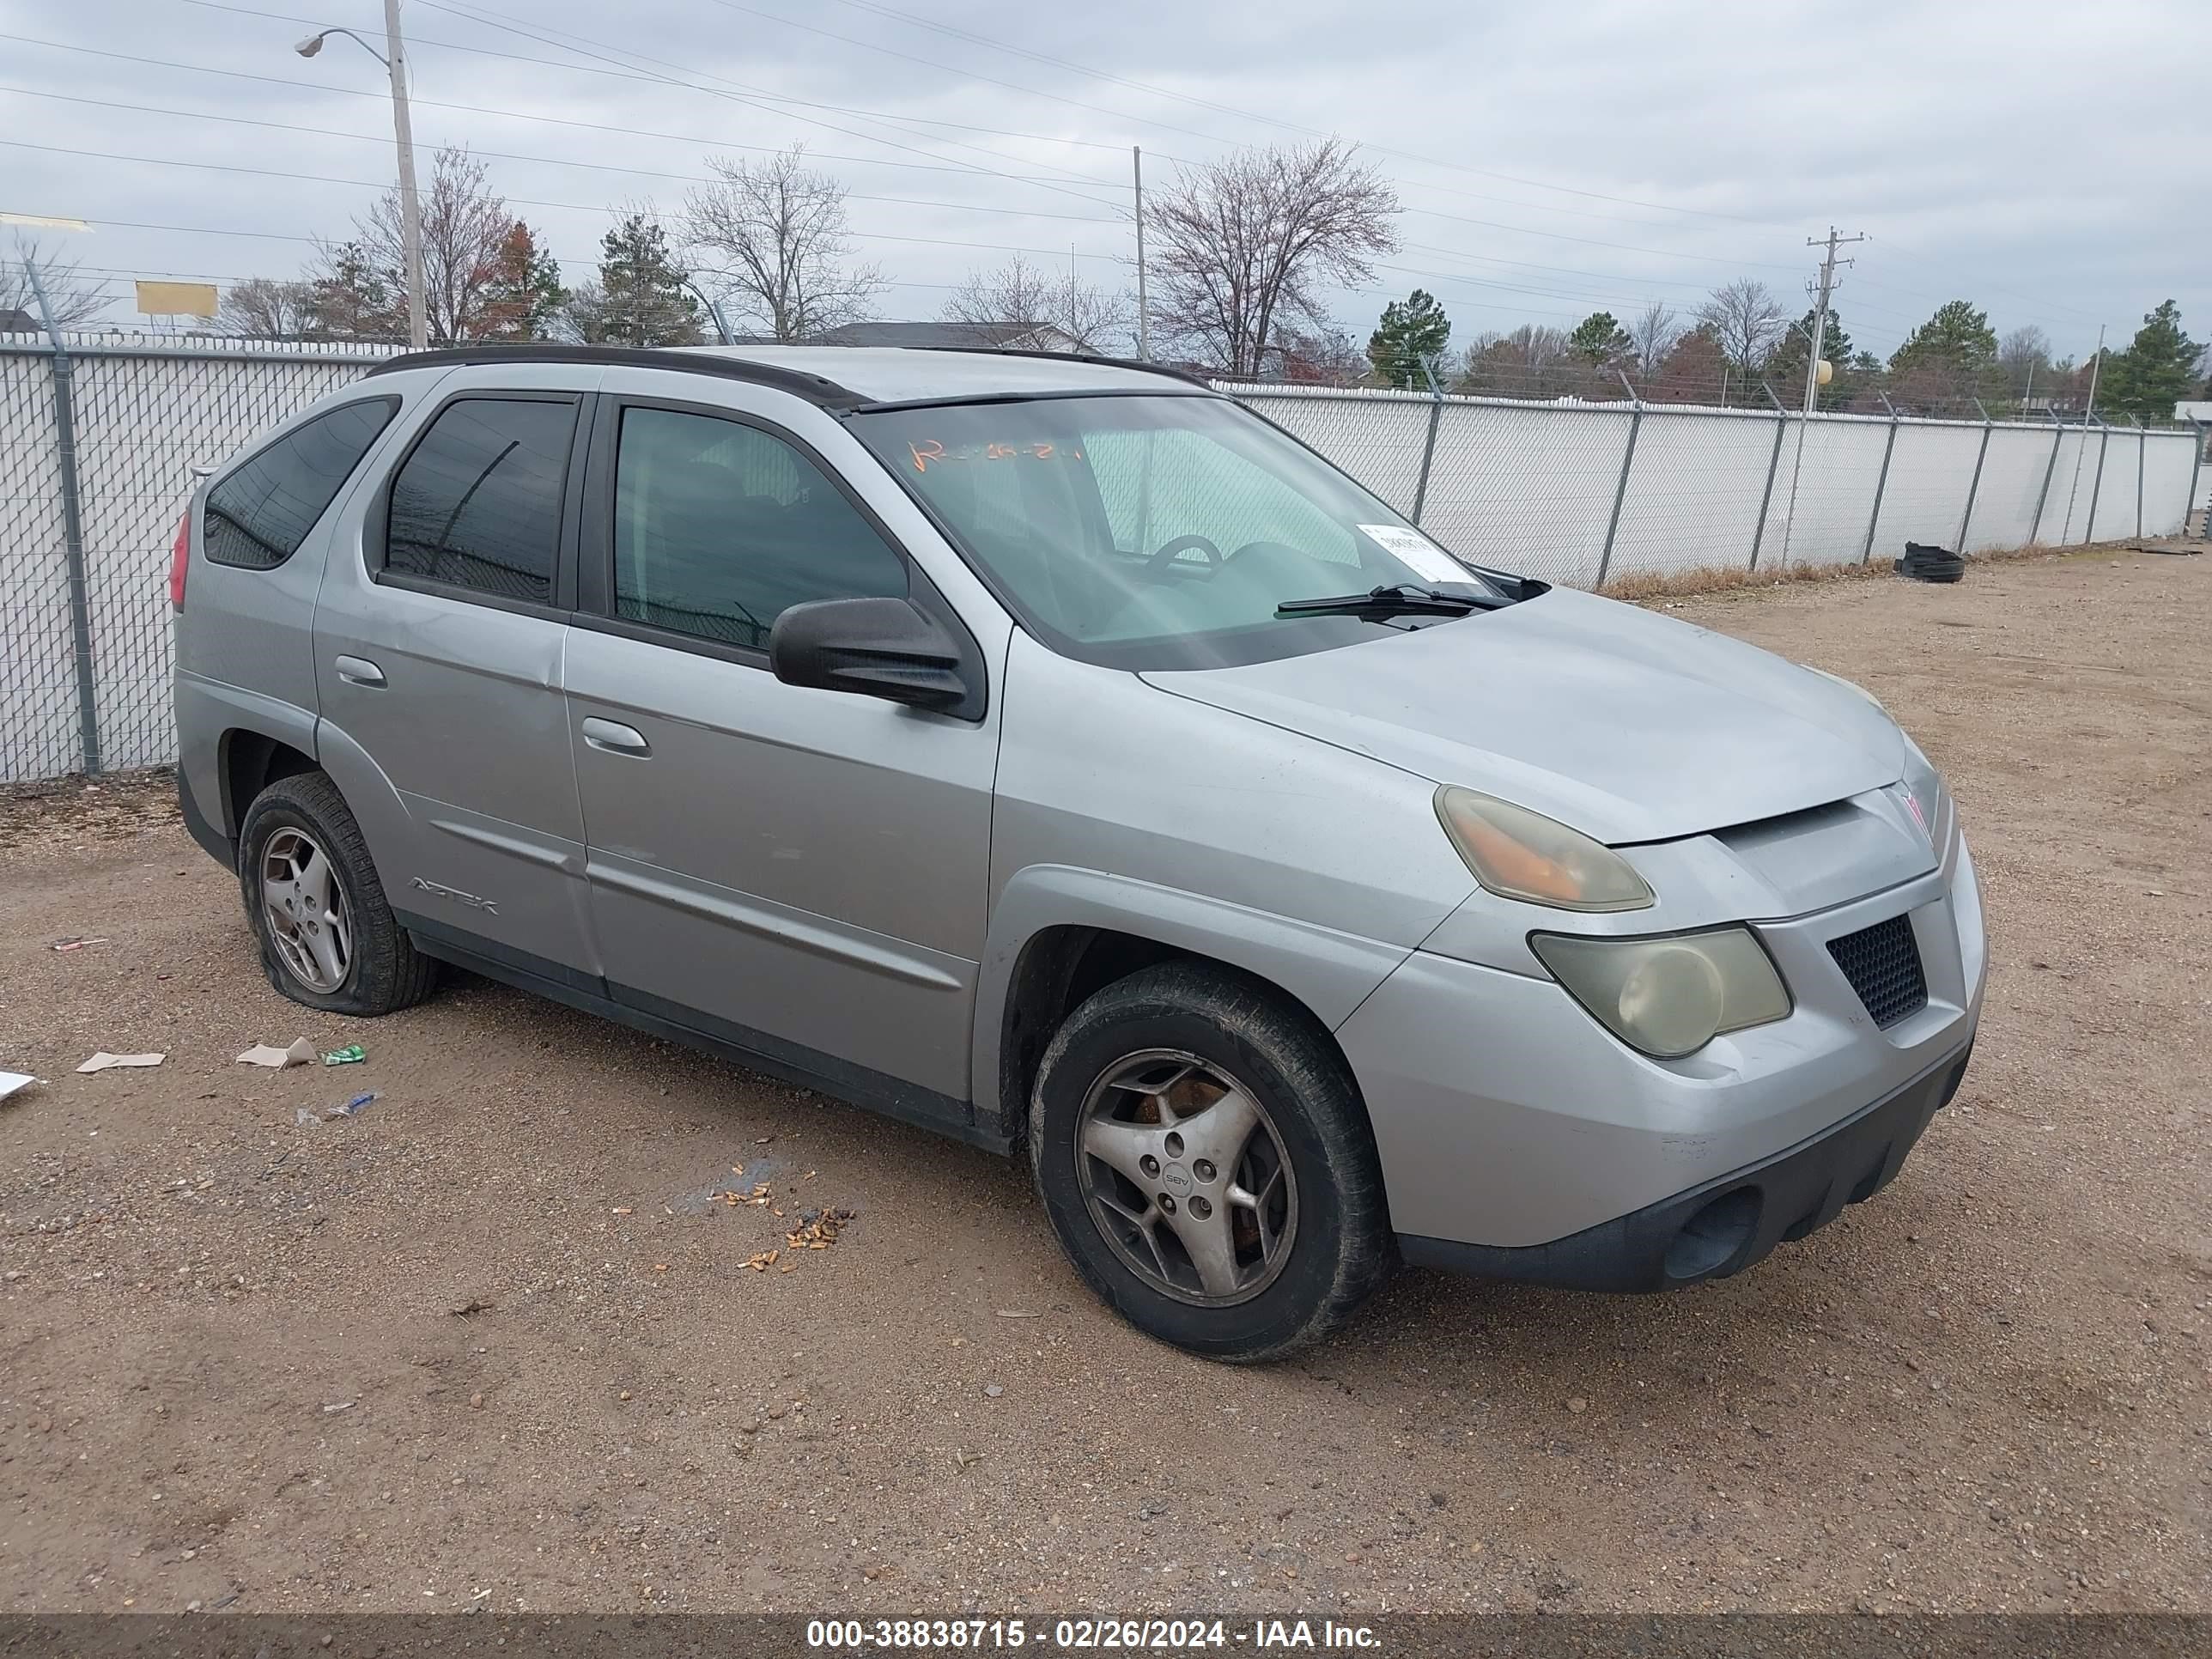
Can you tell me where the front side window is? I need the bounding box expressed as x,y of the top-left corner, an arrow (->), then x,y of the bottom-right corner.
386,397 -> 576,604
611,406 -> 907,650
205,398 -> 396,569
853,394 -> 1511,670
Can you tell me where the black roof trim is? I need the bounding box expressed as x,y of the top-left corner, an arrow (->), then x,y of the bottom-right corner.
361,343 -> 866,409
910,343 -> 1218,391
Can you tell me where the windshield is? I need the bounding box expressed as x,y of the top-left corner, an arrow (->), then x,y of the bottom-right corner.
852,394 -> 1517,670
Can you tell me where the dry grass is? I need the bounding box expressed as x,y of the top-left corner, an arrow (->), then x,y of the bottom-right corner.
1595,536 -> 2166,605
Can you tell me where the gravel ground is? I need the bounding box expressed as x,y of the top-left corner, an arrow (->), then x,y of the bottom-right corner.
2,546 -> 2206,1617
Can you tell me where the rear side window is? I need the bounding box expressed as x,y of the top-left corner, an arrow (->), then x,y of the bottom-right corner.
385,396 -> 577,605
204,398 -> 397,570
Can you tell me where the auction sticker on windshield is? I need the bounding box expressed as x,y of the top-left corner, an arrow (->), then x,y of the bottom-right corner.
1358,524 -> 1471,585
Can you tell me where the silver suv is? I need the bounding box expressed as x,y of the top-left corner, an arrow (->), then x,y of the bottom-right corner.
171,344 -> 1986,1361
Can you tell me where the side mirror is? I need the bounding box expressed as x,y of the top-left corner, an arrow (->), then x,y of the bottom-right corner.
769,596 -> 981,717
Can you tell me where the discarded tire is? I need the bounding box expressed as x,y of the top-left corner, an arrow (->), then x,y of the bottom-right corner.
1895,542 -> 1965,583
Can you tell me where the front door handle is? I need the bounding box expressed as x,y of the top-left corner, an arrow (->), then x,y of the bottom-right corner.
334,654 -> 386,688
580,717 -> 651,757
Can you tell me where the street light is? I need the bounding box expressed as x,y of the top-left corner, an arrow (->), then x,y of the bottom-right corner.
297,6 -> 425,348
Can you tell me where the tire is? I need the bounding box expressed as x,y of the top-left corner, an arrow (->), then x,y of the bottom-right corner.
1028,963 -> 1392,1363
1898,542 -> 1966,583
236,770 -> 437,1017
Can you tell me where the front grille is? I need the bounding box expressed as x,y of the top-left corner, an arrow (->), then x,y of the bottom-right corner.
1827,914 -> 1928,1029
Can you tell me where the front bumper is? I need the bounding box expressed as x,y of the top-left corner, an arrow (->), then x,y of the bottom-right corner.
1398,1042 -> 1972,1290
1337,834 -> 1986,1274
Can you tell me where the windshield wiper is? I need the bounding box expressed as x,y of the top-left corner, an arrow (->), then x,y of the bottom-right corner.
1275,584 -> 1494,619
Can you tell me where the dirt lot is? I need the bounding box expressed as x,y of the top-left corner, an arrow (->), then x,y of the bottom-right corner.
3,547 -> 2208,1618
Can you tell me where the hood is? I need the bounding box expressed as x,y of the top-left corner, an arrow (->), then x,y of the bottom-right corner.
1139,587 -> 1907,844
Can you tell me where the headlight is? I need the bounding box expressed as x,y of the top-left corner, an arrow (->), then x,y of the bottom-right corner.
1530,927 -> 1792,1059
1435,787 -> 1652,912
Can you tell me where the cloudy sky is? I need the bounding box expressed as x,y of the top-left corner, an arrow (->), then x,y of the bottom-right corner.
5,0 -> 2207,362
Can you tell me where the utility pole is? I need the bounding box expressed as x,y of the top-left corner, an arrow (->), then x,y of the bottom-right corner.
384,0 -> 427,348
1777,226 -> 1865,568
1802,226 -> 1865,415
1133,146 -> 1150,362
2060,323 -> 2106,540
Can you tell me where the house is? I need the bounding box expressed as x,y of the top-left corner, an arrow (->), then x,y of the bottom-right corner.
0,307 -> 40,335
809,320 -> 1086,354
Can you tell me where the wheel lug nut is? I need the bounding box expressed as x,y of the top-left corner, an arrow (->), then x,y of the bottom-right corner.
1140,1154 -> 1160,1176
1164,1132 -> 1184,1157
1158,1194 -> 1176,1214
1194,1158 -> 1216,1182
1190,1196 -> 1212,1219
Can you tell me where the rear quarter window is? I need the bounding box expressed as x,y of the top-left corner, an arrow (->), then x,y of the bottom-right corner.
204,397 -> 398,570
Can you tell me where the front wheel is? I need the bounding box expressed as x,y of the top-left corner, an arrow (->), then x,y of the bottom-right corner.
1029,963 -> 1392,1362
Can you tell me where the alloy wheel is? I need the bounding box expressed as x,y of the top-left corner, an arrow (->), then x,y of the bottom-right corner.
259,825 -> 352,993
1073,1048 -> 1297,1307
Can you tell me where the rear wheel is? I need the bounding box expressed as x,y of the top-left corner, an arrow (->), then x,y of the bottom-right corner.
237,771 -> 436,1017
1029,963 -> 1391,1362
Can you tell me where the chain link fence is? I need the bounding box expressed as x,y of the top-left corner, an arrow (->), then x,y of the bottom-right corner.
3,331 -> 394,783
3,332 -> 2206,784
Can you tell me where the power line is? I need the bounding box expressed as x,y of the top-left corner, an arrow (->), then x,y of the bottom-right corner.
5,211 -> 1089,270
574,0 -> 1810,244
16,20 -> 2114,348
805,0 -> 1791,228
6,25 -> 1827,319
0,137 -> 1123,228
688,0 -> 1240,155
176,2 -> 1129,214
0,82 -> 1129,190
413,0 -> 1127,199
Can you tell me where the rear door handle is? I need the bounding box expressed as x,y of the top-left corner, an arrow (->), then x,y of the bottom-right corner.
334,654 -> 386,688
580,716 -> 651,757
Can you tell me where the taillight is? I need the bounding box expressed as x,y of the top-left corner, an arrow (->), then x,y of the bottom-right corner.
168,510 -> 191,611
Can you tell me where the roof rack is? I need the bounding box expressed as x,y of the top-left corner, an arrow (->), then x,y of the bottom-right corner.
361,343 -> 866,409
910,343 -> 1218,392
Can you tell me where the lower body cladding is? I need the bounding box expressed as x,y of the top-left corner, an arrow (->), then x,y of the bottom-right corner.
1340,852 -> 1986,1291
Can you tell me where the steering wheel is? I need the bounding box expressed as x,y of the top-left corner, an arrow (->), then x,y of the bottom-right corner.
1145,533 -> 1224,575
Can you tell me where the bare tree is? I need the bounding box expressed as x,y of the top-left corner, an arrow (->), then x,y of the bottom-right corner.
1457,325 -> 1588,399
1998,324 -> 2051,398
1274,324 -> 1369,384
684,146 -> 883,342
1145,137 -> 1398,377
1694,278 -> 1788,393
217,276 -> 319,340
309,147 -> 565,342
1,235 -> 109,331
941,254 -> 1130,352
1624,301 -> 1683,378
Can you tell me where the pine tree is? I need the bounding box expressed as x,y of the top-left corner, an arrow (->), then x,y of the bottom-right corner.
1888,300 -> 1997,374
572,215 -> 704,346
2099,301 -> 2201,422
1567,310 -> 1630,366
1366,289 -> 1450,388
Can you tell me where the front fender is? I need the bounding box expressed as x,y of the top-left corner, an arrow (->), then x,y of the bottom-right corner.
970,863 -> 1413,1135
